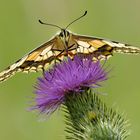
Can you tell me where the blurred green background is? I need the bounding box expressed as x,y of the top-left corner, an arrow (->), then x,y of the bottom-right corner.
0,0 -> 140,139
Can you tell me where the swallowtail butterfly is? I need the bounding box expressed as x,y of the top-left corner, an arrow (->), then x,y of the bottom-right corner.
0,11 -> 139,82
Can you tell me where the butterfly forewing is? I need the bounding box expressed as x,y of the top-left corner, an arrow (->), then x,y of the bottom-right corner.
71,34 -> 140,60
0,37 -> 64,82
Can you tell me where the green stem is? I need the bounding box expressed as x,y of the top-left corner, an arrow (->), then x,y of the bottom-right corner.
64,89 -> 129,140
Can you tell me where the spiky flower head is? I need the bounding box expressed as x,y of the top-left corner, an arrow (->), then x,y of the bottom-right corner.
33,56 -> 108,116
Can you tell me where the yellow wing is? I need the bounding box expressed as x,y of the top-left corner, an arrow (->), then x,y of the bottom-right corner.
70,34 -> 140,60
0,37 -> 63,82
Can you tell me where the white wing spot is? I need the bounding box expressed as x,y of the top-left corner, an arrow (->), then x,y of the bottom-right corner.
43,54 -> 48,60
17,56 -> 28,66
103,40 -> 116,47
41,46 -> 52,55
77,41 -> 90,48
35,56 -> 42,61
47,51 -> 53,57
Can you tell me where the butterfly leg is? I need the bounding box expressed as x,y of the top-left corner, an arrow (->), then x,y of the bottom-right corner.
42,67 -> 46,77
46,50 -> 63,81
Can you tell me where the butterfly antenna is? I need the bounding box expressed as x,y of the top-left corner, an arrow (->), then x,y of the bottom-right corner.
38,19 -> 62,30
65,10 -> 87,30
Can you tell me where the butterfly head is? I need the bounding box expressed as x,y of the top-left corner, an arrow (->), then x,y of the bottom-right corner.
59,29 -> 70,38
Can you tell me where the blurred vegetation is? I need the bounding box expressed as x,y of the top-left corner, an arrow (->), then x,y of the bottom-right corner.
0,0 -> 140,140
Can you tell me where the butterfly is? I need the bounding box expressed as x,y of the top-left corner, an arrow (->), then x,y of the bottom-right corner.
0,11 -> 140,82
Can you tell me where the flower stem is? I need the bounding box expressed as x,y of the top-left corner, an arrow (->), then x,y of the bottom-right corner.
64,89 -> 129,140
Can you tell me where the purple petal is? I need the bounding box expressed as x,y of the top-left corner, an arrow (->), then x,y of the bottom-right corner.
32,56 -> 108,116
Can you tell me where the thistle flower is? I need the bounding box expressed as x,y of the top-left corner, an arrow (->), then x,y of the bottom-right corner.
33,56 -> 108,116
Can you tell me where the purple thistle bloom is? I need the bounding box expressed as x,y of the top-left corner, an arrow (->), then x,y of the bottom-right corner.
33,56 -> 108,115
